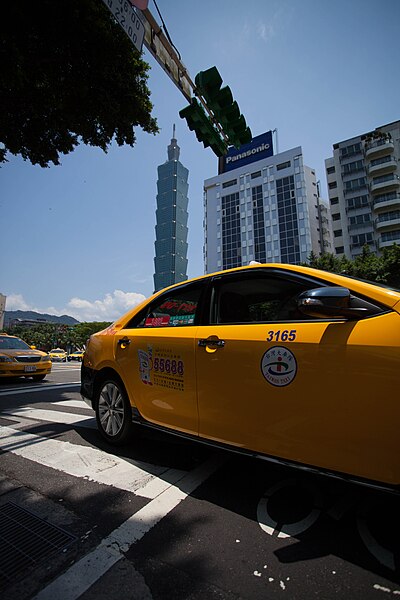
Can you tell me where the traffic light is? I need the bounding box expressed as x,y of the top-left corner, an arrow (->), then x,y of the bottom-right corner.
179,98 -> 228,157
194,67 -> 252,148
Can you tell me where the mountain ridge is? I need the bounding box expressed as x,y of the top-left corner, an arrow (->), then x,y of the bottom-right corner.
4,310 -> 79,326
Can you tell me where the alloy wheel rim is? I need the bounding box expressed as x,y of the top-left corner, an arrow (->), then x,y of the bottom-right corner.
98,382 -> 125,437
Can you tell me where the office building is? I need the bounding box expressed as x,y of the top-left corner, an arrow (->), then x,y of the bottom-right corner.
204,132 -> 332,273
153,127 -> 189,292
325,120 -> 400,259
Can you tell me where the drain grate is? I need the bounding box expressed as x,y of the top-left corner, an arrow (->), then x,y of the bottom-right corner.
0,502 -> 77,590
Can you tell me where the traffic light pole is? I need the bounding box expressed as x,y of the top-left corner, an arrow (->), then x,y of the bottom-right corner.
138,6 -> 229,144
139,6 -> 193,102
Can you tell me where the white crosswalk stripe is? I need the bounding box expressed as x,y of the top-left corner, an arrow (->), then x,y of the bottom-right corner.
0,394 -> 226,599
0,401 -> 192,499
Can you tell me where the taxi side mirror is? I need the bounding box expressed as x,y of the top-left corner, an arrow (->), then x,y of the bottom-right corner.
297,287 -> 369,320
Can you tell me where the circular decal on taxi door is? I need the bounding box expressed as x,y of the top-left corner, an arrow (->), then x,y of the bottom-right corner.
261,346 -> 297,387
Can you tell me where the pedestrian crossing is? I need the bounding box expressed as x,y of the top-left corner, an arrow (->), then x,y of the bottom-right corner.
0,395 -> 226,600
0,400 -> 190,499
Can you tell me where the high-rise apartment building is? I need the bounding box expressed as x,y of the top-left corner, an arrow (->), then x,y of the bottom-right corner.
325,120 -> 400,259
153,127 -> 189,292
204,132 -> 332,273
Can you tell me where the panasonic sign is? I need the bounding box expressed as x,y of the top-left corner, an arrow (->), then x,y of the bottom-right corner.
220,131 -> 274,173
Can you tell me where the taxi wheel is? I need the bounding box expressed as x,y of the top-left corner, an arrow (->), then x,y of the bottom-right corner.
95,378 -> 132,445
31,374 -> 46,381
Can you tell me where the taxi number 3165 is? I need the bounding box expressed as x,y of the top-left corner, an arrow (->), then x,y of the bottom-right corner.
267,329 -> 297,342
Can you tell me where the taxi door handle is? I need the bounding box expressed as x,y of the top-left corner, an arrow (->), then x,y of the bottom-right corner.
118,337 -> 131,348
198,337 -> 225,348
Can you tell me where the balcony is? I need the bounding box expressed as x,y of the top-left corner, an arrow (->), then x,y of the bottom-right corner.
348,222 -> 372,232
368,157 -> 397,177
370,174 -> 400,194
365,138 -> 394,159
372,193 -> 400,212
378,230 -> 400,249
375,212 -> 400,232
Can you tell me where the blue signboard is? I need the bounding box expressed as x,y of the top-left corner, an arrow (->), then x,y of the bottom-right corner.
221,131 -> 274,173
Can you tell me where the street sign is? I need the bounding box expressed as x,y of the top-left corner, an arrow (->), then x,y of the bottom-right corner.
101,0 -> 145,53
138,7 -> 192,102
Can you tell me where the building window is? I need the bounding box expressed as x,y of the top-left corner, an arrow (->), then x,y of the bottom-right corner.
333,229 -> 342,238
349,213 -> 371,226
332,213 -> 341,221
221,192 -> 241,270
222,179 -> 237,189
252,186 -> 266,263
340,142 -> 361,158
381,230 -> 400,243
342,159 -> 364,176
276,161 -> 291,171
347,195 -> 369,210
344,177 -> 367,192
251,171 -> 262,179
276,175 -> 300,264
327,166 -> 335,174
330,197 -> 339,205
328,181 -> 337,189
335,246 -> 344,254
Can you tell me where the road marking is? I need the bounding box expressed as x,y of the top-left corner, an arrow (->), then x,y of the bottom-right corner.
0,383 -> 80,396
33,452 -> 226,600
2,407 -> 95,426
54,399 -> 90,409
0,425 -> 187,499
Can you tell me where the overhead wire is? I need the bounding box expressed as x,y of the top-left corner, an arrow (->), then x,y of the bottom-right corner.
152,0 -> 182,60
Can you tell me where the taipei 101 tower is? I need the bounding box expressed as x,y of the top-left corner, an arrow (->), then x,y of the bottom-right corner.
153,126 -> 189,292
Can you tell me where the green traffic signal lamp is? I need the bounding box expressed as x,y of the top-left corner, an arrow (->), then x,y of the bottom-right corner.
179,98 -> 228,157
194,66 -> 252,149
194,67 -> 222,99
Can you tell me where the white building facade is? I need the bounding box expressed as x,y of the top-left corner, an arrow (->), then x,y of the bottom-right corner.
325,120 -> 400,259
204,133 -> 332,273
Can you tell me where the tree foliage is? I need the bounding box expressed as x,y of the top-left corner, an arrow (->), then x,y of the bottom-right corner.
0,0 -> 158,166
3,321 -> 111,351
304,244 -> 400,289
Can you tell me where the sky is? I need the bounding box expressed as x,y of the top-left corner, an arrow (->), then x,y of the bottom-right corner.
1,0 -> 399,322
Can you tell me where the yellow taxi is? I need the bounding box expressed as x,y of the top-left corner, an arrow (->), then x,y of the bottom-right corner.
81,264 -> 400,491
49,348 -> 67,362
67,350 -> 84,362
0,334 -> 52,381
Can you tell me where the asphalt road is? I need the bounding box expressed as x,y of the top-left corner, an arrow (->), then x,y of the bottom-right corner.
0,363 -> 399,599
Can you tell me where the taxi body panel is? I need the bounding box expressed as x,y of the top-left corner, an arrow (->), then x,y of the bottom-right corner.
195,312 -> 400,485
67,350 -> 84,361
81,263 -> 400,489
0,335 -> 52,379
49,348 -> 67,362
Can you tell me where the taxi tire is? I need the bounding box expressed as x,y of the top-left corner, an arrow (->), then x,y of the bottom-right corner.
95,377 -> 133,445
31,374 -> 46,381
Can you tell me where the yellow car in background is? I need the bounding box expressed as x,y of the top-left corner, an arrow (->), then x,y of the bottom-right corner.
81,263 -> 400,491
0,334 -> 52,381
49,348 -> 67,362
67,350 -> 85,362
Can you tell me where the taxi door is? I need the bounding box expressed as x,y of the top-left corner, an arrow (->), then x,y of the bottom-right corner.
195,269 -> 400,485
114,280 -> 204,436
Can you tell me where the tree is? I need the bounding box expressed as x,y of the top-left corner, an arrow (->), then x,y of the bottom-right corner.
0,0 -> 158,166
4,321 -> 111,350
303,244 -> 400,288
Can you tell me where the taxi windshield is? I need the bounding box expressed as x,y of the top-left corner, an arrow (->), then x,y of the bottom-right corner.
0,336 -> 30,350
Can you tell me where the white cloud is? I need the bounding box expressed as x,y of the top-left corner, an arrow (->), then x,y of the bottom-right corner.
257,21 -> 275,42
5,290 -> 147,322
5,294 -> 32,311
67,290 -> 146,322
